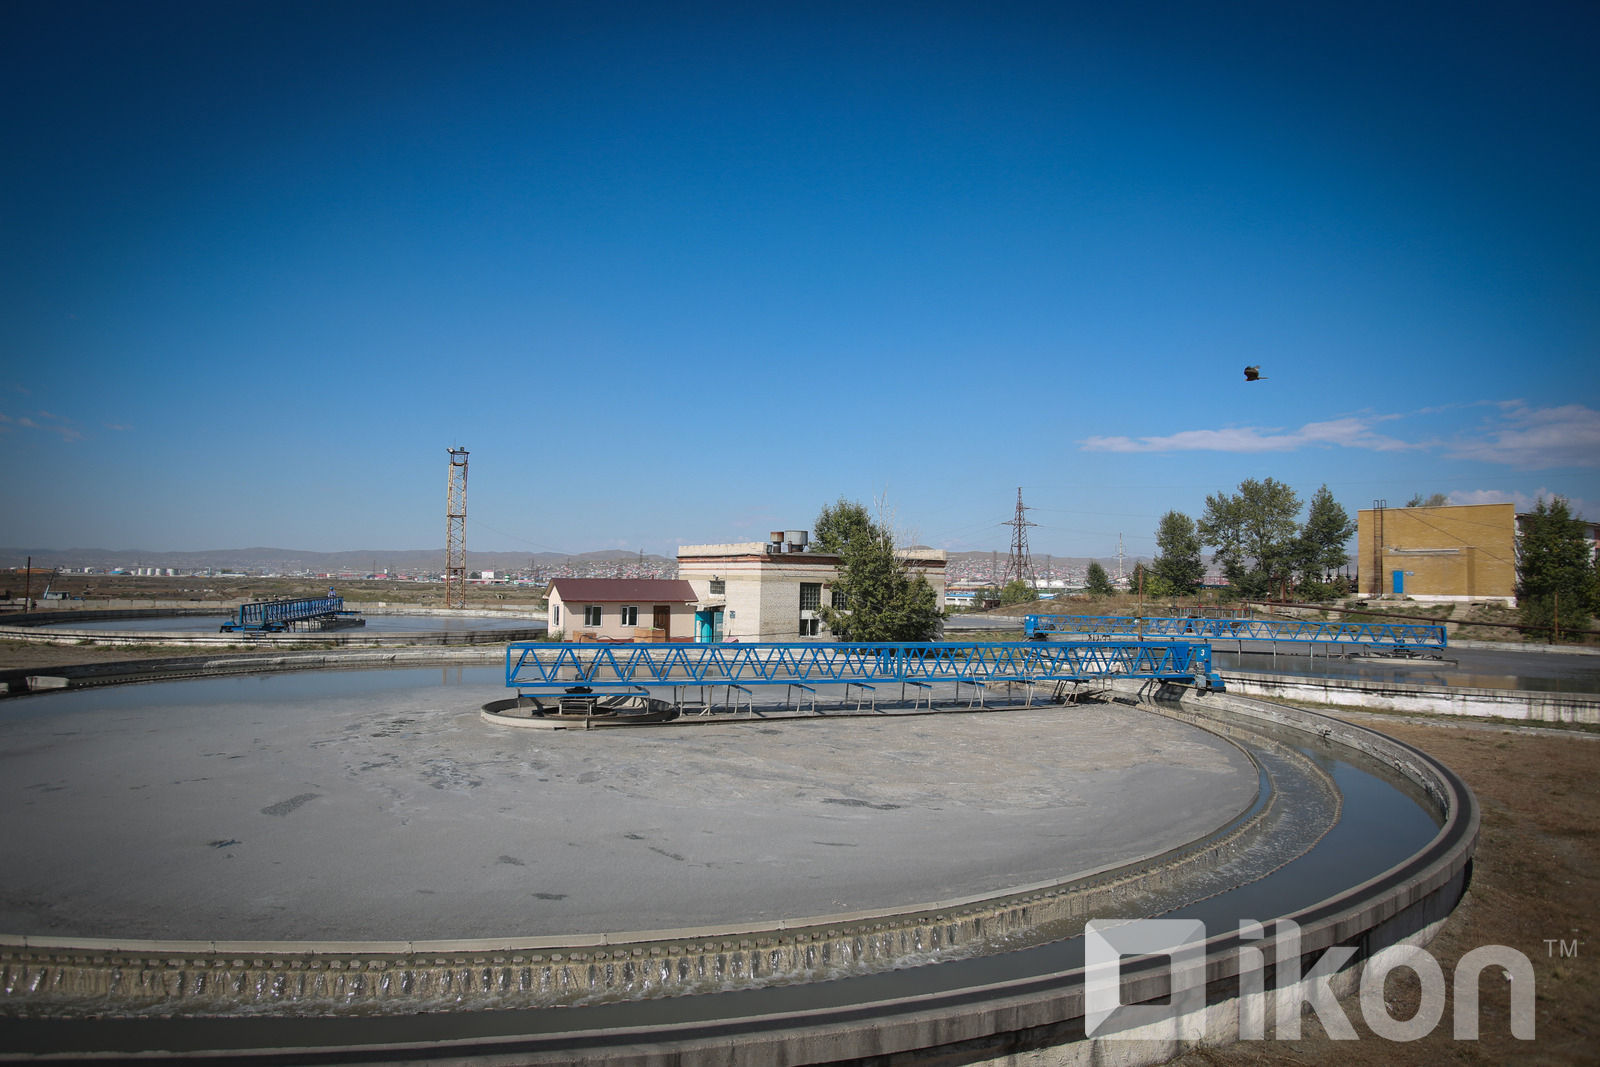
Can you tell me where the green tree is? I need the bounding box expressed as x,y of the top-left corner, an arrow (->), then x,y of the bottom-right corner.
815,499 -> 943,641
1128,560 -> 1147,594
1143,571 -> 1177,598
1297,484 -> 1357,588
812,497 -> 876,554
1516,497 -> 1595,641
1085,561 -> 1114,597
1406,493 -> 1450,507
1152,510 -> 1205,595
998,579 -> 1036,605
1198,478 -> 1302,599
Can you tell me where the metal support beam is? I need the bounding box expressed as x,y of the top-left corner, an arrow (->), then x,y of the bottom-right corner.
1023,614 -> 1446,650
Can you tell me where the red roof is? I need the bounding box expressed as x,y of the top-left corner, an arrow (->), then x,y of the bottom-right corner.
548,578 -> 698,603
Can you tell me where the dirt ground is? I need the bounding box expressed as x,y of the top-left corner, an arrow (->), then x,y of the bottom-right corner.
1171,708 -> 1600,1066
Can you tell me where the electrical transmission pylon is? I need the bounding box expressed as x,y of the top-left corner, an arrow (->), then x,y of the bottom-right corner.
444,447 -> 469,609
1000,487 -> 1038,590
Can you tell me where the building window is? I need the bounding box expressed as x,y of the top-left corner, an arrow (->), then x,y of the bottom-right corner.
831,588 -> 848,609
584,605 -> 602,627
619,605 -> 638,627
799,582 -> 821,611
709,579 -> 725,595
552,604 -> 561,626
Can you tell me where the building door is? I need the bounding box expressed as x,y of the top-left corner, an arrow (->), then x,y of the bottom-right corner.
653,605 -> 671,638
1391,570 -> 1404,595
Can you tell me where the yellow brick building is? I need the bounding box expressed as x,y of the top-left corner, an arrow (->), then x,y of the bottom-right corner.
1356,503 -> 1516,602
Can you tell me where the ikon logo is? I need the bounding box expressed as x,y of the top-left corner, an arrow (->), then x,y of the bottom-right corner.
1084,918 -> 1536,1042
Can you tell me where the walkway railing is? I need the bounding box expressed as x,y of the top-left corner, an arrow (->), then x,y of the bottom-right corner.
222,596 -> 345,632
1023,614 -> 1447,650
505,640 -> 1222,692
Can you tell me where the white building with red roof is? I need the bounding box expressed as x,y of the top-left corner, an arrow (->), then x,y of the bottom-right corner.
545,578 -> 699,642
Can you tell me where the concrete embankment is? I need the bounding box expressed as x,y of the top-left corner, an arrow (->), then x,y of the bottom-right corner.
0,606 -> 544,674
0,646 -> 505,696
1222,668 -> 1600,724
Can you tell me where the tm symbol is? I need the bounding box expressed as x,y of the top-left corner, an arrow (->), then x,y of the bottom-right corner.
1545,939 -> 1582,958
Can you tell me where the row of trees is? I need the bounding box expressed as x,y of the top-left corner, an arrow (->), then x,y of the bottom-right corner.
817,487 -> 1596,641
1147,479 -> 1356,600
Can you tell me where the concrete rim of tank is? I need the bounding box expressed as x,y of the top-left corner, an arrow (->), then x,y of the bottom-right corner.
0,607 -> 544,651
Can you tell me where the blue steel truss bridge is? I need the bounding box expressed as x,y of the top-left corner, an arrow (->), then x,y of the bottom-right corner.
505,639 -> 1223,711
220,595 -> 351,633
1022,614 -> 1447,651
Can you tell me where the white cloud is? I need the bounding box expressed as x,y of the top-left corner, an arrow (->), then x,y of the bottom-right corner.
1444,403 -> 1600,469
1080,403 -> 1600,471
0,409 -> 84,442
1448,487 -> 1600,521
1080,416 -> 1414,454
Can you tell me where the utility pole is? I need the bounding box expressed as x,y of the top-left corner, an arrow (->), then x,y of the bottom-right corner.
444,447 -> 469,609
1000,487 -> 1039,591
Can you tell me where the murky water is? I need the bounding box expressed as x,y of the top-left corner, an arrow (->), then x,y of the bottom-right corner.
29,613 -> 543,633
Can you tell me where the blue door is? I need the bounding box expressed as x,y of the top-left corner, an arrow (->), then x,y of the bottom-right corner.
1391,570 -> 1404,594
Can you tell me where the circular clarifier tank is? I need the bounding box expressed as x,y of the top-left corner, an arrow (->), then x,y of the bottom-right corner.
0,668 -> 1256,943
22,611 -> 544,634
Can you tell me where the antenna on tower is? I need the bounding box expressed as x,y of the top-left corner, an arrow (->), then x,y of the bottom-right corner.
1116,532 -> 1126,582
1000,487 -> 1039,592
444,447 -> 469,609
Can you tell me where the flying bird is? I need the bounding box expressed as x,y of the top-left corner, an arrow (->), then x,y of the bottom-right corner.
1243,365 -> 1267,381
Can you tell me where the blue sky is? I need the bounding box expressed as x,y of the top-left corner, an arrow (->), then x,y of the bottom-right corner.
4,1 -> 1597,560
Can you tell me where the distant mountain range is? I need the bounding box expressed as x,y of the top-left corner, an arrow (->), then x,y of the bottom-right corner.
2,546 -> 1153,576
0,547 -> 671,575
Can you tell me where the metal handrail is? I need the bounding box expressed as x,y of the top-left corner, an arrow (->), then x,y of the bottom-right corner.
506,640 -> 1222,691
1023,614 -> 1446,649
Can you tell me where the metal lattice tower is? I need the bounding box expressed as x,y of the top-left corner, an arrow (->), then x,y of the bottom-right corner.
1000,486 -> 1039,590
444,447 -> 469,610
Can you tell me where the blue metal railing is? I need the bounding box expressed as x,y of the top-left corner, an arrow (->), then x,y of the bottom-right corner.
1022,614 -> 1447,650
222,596 -> 345,632
505,640 -> 1223,692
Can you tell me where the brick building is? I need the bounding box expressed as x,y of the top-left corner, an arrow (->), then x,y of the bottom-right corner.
1355,503 -> 1516,602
